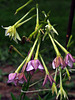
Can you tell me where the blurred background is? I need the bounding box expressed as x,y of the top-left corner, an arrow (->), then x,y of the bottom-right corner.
0,0 -> 75,99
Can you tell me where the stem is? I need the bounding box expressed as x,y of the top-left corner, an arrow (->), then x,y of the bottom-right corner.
15,0 -> 33,14
59,67 -> 62,87
36,4 -> 39,27
65,67 -> 71,80
54,39 -> 69,55
39,54 -> 49,75
16,15 -> 36,28
21,33 -> 40,72
29,78 -> 43,87
21,88 -> 51,93
26,34 -> 40,63
54,68 -> 57,81
15,57 -> 27,73
14,7 -> 35,26
48,33 -> 61,56
13,46 -> 25,58
28,24 -> 44,39
34,38 -> 41,59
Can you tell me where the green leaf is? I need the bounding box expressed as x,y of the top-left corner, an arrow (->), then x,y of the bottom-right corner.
11,93 -> 17,100
44,91 -> 56,100
38,95 -> 43,100
24,96 -> 30,100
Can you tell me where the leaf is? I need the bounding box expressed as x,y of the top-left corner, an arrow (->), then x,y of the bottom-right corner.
11,93 -> 17,100
44,91 -> 56,100
38,95 -> 43,100
24,96 -> 30,100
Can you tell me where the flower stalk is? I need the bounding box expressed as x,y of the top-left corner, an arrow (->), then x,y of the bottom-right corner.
16,14 -> 36,28
14,7 -> 35,27
48,33 -> 61,56
34,38 -> 41,60
15,57 -> 27,73
51,68 -> 57,95
10,45 -> 25,58
65,67 -> 71,80
54,39 -> 69,55
15,0 -> 33,14
39,54 -> 49,74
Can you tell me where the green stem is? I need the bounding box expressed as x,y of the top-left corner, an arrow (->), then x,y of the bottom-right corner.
14,7 -> 35,27
36,4 -> 39,27
13,46 -> 25,58
54,39 -> 69,55
54,68 -> 57,81
39,54 -> 49,75
34,38 -> 41,59
65,67 -> 71,80
26,34 -> 40,63
15,57 -> 27,73
16,15 -> 36,28
59,67 -> 62,87
48,33 -> 61,56
15,0 -> 33,14
28,24 -> 44,39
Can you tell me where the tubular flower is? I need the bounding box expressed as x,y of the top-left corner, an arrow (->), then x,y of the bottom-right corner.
43,74 -> 55,86
2,26 -> 21,43
7,72 -> 27,85
7,73 -> 17,86
26,59 -> 44,71
64,53 -> 75,68
16,73 -> 27,84
52,56 -> 66,69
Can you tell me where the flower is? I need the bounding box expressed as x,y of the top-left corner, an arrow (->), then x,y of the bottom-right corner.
52,56 -> 66,69
43,74 -> 55,86
16,73 -> 27,84
56,87 -> 68,100
2,26 -> 21,43
7,73 -> 17,85
64,53 -> 75,68
7,72 -> 27,85
51,83 -> 57,95
26,59 -> 44,71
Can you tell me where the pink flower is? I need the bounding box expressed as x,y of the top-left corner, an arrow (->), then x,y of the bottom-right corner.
43,74 -> 55,86
64,53 -> 75,68
26,59 -> 44,71
52,56 -> 66,69
7,73 -> 17,85
16,73 -> 27,84
7,72 -> 27,85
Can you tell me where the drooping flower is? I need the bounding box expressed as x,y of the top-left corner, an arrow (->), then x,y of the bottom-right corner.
16,73 -> 27,84
52,56 -> 66,69
2,26 -> 21,43
43,74 -> 55,86
64,53 -> 75,68
7,72 -> 27,85
7,73 -> 17,85
26,59 -> 44,71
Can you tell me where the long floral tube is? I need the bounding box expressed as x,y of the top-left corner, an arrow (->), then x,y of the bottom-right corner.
15,0 -> 33,14
14,7 -> 35,27
16,14 -> 36,28
21,34 -> 40,72
48,33 -> 61,56
15,57 -> 27,73
54,39 -> 69,55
